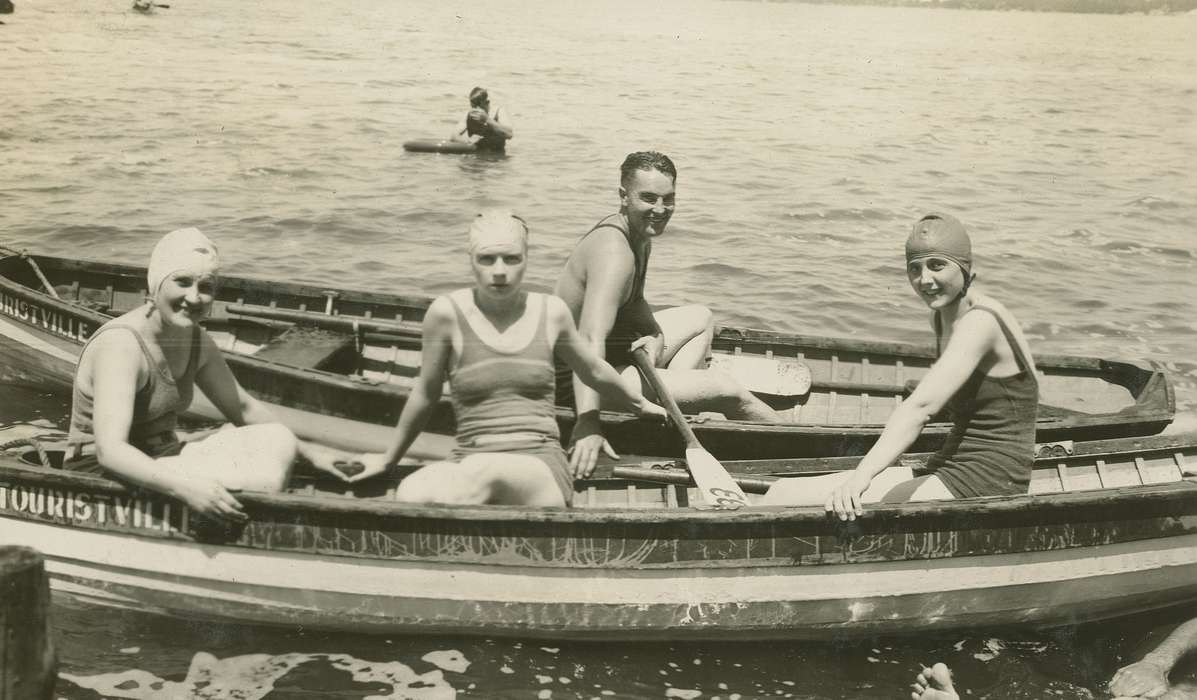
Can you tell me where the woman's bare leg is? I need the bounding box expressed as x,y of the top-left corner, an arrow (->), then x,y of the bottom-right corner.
393,453 -> 565,507
178,423 -> 297,492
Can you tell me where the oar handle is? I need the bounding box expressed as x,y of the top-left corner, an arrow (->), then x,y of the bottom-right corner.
631,347 -> 699,449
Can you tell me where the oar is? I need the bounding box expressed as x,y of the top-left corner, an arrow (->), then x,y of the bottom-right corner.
631,347 -> 750,509
613,465 -> 780,494
225,303 -> 421,337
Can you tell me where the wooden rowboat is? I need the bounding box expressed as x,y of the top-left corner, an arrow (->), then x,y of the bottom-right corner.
2,428 -> 1196,640
0,251 -> 1174,459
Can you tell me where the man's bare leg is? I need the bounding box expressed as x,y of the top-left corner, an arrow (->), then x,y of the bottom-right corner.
655,305 -> 715,370
623,367 -> 781,422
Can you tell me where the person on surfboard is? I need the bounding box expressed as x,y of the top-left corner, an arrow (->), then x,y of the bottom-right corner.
554,151 -> 781,479
449,86 -> 513,152
763,213 -> 1039,518
63,228 -> 354,524
352,210 -> 664,506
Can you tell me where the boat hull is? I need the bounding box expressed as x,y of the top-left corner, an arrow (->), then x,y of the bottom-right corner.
3,431 -> 1197,640
13,518 -> 1197,640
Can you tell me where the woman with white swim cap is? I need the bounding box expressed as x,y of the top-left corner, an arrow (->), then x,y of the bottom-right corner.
65,227 -> 352,524
764,213 -> 1039,518
354,210 -> 664,506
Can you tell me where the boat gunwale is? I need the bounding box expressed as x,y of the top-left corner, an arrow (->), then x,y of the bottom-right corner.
3,431 -> 1196,526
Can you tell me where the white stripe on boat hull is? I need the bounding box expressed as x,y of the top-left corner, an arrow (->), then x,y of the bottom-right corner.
7,519 -> 1197,639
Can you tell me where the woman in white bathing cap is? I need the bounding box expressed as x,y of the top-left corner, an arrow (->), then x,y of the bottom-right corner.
354,210 -> 665,506
764,213 -> 1039,517
65,227 -> 351,524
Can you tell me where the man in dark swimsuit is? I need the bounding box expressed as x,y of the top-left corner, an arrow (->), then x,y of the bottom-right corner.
449,86 -> 513,152
554,151 -> 779,477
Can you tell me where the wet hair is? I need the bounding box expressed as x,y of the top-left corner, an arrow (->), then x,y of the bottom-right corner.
469,86 -> 488,107
620,151 -> 677,188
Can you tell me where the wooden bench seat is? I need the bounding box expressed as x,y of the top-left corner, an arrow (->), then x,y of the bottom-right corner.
252,326 -> 354,369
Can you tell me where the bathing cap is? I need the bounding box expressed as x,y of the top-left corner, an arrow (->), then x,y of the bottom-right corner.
146,227 -> 220,297
905,213 -> 971,276
468,210 -> 528,253
469,86 -> 489,107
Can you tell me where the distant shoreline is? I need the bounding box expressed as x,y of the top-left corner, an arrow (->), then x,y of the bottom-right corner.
750,0 -> 1197,14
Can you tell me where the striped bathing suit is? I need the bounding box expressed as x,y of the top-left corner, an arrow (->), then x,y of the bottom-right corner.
65,322 -> 201,473
447,291 -> 573,504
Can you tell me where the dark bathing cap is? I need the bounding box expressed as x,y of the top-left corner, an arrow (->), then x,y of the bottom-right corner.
905,212 -> 972,276
469,87 -> 488,107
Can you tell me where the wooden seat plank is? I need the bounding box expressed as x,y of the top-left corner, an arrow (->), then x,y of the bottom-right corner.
253,326 -> 354,369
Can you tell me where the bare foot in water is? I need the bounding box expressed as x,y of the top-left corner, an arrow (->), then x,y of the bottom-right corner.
912,663 -> 959,700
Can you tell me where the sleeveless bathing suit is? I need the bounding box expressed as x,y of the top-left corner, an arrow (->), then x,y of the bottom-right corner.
555,214 -> 652,406
447,292 -> 573,504
924,306 -> 1039,498
468,106 -> 508,152
65,322 -> 202,474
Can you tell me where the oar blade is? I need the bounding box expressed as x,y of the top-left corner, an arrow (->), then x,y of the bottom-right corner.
685,447 -> 751,509
708,354 -> 812,397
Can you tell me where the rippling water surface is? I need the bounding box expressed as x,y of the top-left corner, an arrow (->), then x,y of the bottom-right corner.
3,0 -> 1195,696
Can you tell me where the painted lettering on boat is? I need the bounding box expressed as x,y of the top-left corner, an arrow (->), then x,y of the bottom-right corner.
0,482 -> 185,533
0,292 -> 93,342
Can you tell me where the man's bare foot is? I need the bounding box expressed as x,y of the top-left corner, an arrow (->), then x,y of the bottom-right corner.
911,663 -> 959,700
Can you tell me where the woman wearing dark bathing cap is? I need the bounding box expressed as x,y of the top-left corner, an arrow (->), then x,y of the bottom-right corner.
764,213 -> 1039,518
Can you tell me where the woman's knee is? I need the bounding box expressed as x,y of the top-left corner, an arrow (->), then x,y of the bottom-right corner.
463,454 -> 564,507
396,459 -> 491,504
233,424 -> 297,490
250,423 -> 298,478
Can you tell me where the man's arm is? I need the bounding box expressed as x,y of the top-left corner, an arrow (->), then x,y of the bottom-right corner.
488,106 -> 514,139
569,232 -> 636,477
448,116 -> 471,143
1109,617 -> 1197,698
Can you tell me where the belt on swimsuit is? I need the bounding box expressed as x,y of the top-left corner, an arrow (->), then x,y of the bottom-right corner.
464,433 -> 553,447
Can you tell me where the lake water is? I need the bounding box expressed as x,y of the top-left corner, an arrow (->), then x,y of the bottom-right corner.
2,0 -> 1196,696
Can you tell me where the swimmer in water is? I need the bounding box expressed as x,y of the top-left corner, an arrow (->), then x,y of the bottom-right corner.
449,86 -> 513,152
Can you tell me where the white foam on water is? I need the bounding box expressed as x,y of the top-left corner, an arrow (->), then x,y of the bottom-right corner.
421,650 -> 470,674
61,650 -> 464,700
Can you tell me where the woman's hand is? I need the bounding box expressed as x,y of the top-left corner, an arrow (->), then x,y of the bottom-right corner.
297,441 -> 357,482
1108,657 -> 1171,698
826,470 -> 872,521
342,453 -> 393,484
172,472 -> 247,524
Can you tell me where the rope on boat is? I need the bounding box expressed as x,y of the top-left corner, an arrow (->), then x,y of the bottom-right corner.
24,255 -> 61,299
0,438 -> 53,469
0,245 -> 61,299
